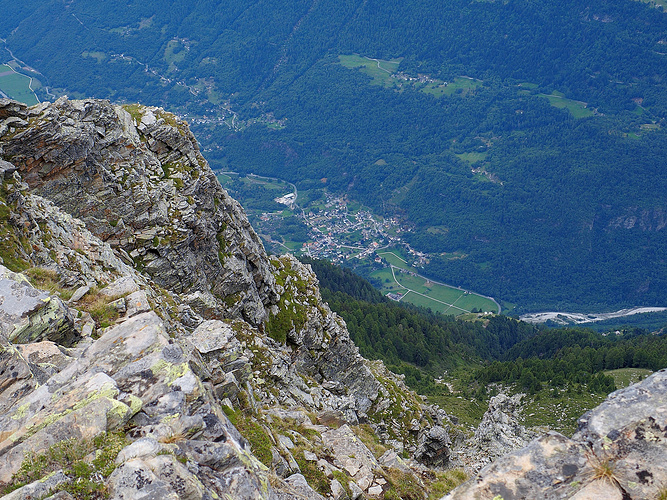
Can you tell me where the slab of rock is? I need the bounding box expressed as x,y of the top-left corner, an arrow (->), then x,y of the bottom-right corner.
0,265 -> 78,347
322,424 -> 378,491
284,474 -> 326,500
100,276 -> 139,298
68,284 -> 90,303
445,369 -> 667,500
1,470 -> 70,500
125,290 -> 150,317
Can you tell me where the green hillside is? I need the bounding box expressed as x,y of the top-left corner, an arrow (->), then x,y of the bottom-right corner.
1,0 -> 667,312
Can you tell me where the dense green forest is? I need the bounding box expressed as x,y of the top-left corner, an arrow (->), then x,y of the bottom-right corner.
2,0 -> 667,311
305,258 -> 667,429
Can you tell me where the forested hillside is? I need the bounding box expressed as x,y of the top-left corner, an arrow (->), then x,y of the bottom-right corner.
305,258 -> 667,431
2,0 -> 667,311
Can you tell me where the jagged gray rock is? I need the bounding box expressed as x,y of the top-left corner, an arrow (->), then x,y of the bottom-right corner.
445,369 -> 667,500
0,265 -> 78,347
457,392 -> 537,473
1,97 -> 278,325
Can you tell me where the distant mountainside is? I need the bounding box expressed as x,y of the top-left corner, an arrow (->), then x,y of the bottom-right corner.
2,0 -> 667,311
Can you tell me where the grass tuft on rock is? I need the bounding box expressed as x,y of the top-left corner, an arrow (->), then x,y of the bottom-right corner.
1,432 -> 127,498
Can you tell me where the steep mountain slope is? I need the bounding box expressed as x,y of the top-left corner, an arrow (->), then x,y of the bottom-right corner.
2,0 -> 667,311
0,98 -> 458,499
2,99 -> 667,500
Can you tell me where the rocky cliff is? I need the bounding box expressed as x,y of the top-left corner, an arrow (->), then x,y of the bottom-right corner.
0,98 -> 456,500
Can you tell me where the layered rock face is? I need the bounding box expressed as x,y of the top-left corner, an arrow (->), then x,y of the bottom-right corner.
1,97 -> 277,325
446,370 -> 667,500
0,98 -> 451,499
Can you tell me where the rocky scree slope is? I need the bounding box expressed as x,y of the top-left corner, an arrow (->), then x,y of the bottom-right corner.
0,98 -> 457,499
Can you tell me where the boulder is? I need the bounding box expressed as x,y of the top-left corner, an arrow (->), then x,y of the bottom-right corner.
415,425 -> 451,467
445,369 -> 667,500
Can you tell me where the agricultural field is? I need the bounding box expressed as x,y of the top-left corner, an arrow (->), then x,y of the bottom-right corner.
0,64 -> 39,105
374,250 -> 499,315
537,91 -> 594,118
337,55 -> 479,98
337,54 -> 401,86
455,152 -> 487,164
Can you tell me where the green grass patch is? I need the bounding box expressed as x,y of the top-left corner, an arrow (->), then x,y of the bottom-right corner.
603,368 -> 652,389
2,432 -> 127,498
634,0 -> 667,9
82,51 -> 107,63
427,392 -> 487,430
222,406 -> 273,467
455,152 -> 487,164
377,251 -> 409,269
0,64 -> 39,106
427,470 -> 468,499
337,54 -> 401,85
522,389 -> 607,435
24,268 -> 75,300
294,445 -> 330,495
434,77 -> 482,97
164,39 -> 187,71
537,92 -> 594,118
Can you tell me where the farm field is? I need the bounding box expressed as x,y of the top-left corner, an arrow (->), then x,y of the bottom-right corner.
537,91 -> 594,118
337,55 -> 480,98
0,64 -> 39,105
337,54 -> 401,86
374,250 -> 499,315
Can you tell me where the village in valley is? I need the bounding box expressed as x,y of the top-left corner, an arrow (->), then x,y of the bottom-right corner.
217,172 -> 500,316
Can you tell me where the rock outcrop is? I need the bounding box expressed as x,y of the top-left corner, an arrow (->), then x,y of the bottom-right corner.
456,392 -> 537,474
0,98 -> 451,499
1,97 -> 277,325
445,369 -> 667,500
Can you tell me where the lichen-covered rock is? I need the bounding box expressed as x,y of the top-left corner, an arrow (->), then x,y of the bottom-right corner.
0,265 -> 78,347
322,424 -> 379,494
1,97 -> 278,325
445,369 -> 667,500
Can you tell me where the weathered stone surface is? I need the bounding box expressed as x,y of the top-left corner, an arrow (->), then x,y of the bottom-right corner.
1,470 -> 70,500
100,276 -> 140,298
68,284 -> 90,303
108,458 -> 181,500
0,159 -> 17,180
16,340 -> 73,383
0,342 -> 35,417
0,265 -> 78,347
322,424 -> 378,492
2,98 -> 278,325
284,474 -> 326,500
445,370 -> 667,500
0,99 -> 28,120
415,425 -> 451,467
125,290 -> 151,317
